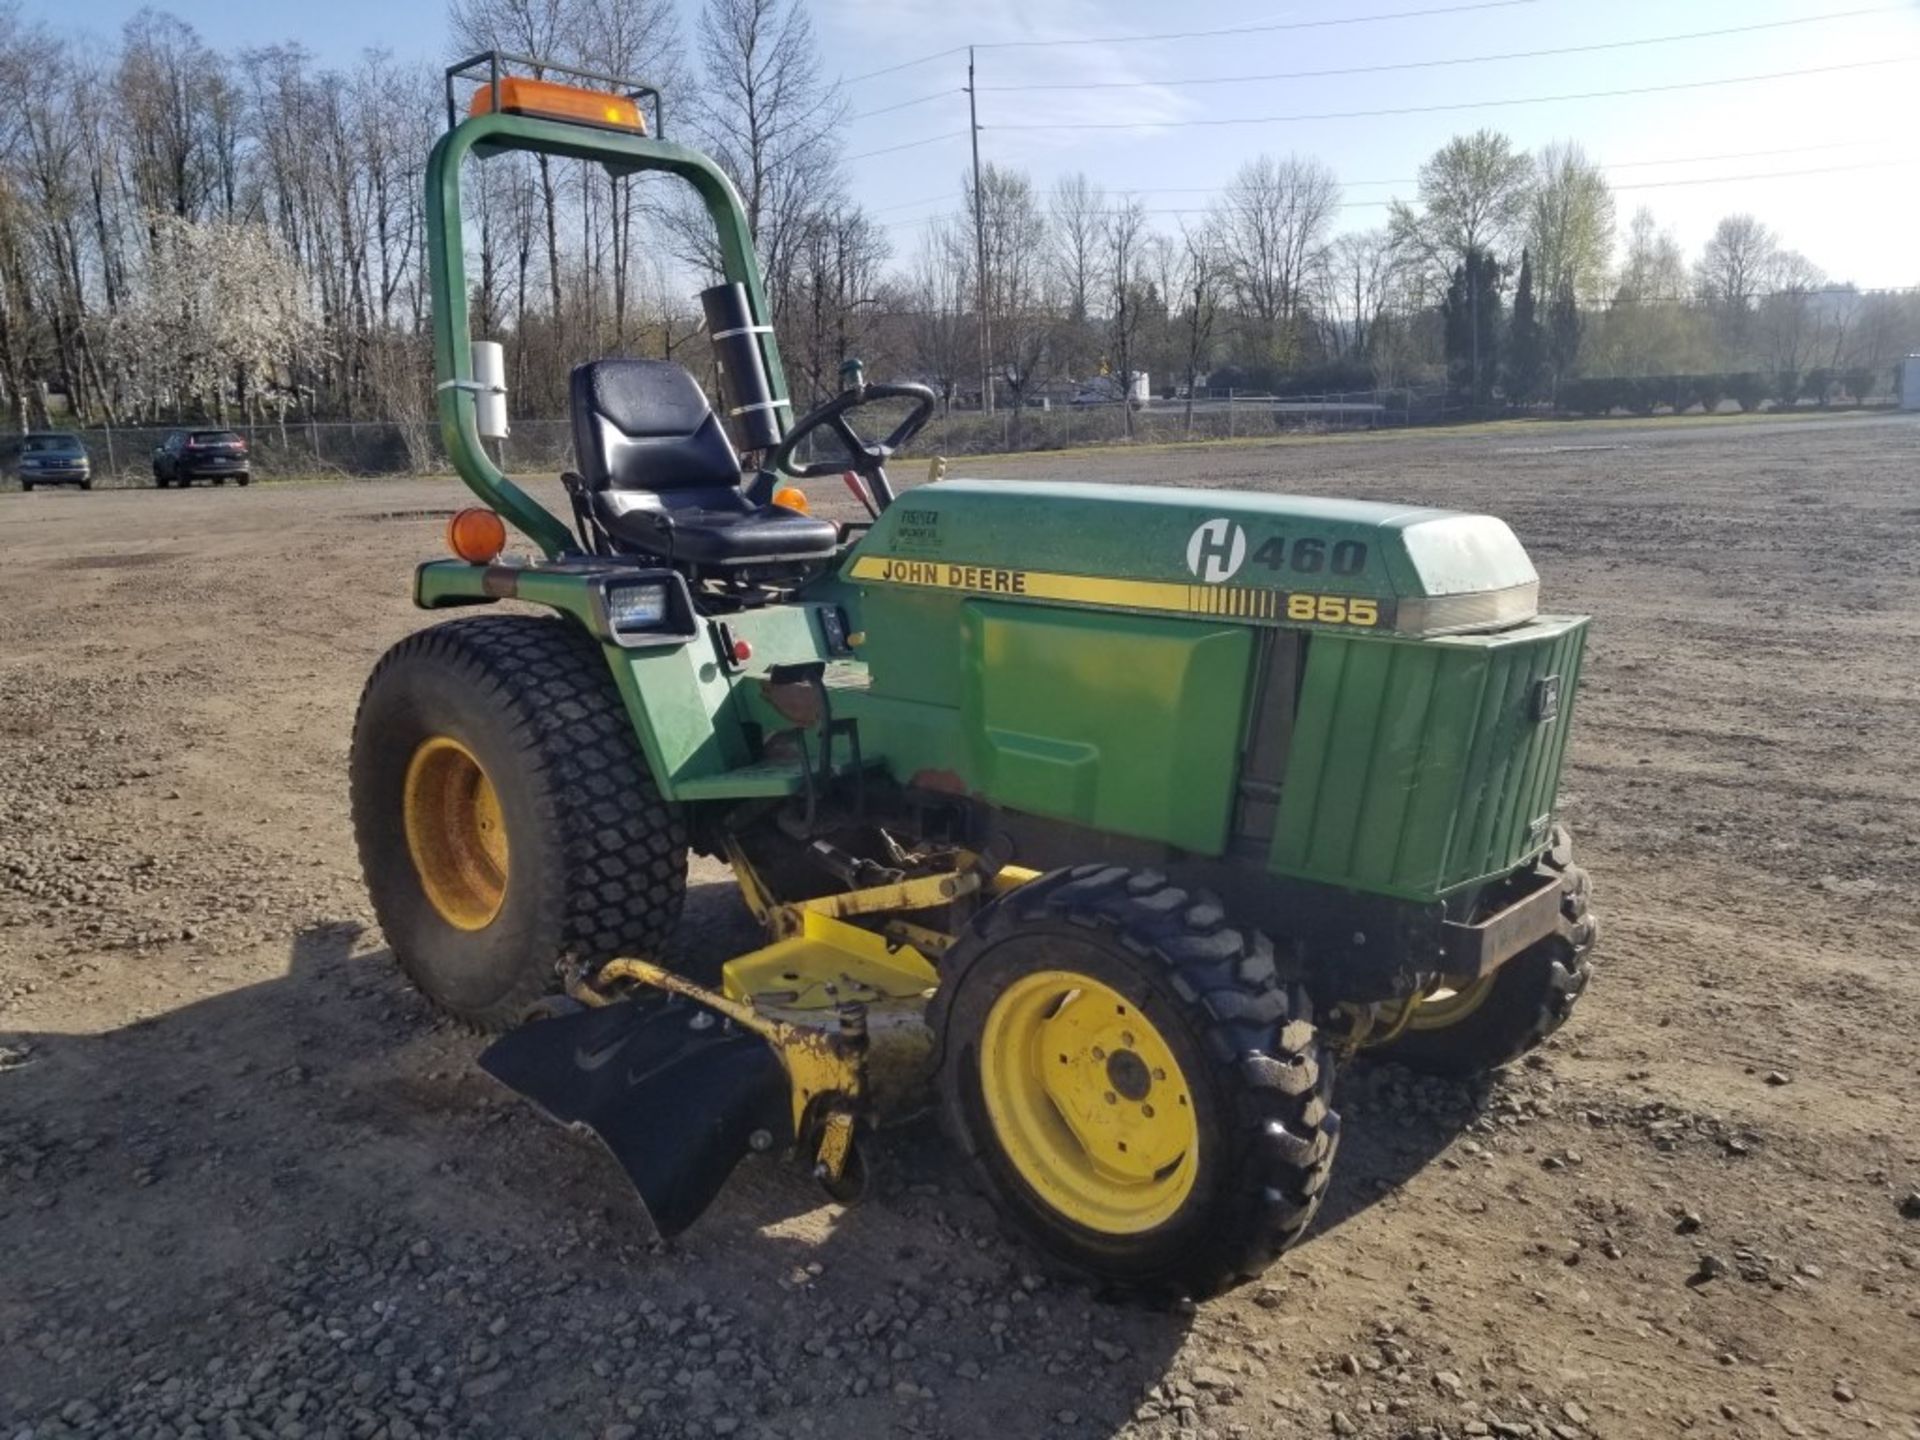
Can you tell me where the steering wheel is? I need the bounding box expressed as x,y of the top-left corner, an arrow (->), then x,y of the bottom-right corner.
766,364 -> 936,483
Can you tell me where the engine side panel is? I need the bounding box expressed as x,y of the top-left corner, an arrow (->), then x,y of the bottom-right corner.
1271,615 -> 1589,899
958,601 -> 1253,856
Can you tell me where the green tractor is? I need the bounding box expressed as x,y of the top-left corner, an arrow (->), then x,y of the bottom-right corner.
350,55 -> 1598,1299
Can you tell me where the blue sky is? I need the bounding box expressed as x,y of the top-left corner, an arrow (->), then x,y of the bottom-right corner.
42,0 -> 1920,286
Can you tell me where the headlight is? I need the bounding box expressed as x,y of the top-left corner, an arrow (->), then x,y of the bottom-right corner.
1394,581 -> 1539,637
605,582 -> 669,632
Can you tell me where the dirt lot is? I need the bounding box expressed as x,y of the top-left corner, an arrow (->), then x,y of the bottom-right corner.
3,413 -> 1918,1440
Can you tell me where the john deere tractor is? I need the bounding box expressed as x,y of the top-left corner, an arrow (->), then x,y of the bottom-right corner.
350,55 -> 1598,1298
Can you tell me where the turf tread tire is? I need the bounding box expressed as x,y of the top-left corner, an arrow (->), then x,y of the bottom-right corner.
350,615 -> 686,1031
933,865 -> 1340,1300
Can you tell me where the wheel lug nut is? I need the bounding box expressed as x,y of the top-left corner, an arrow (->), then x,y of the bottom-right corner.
1091,1046 -> 1105,1060
1104,1091 -> 1117,1104
1121,1031 -> 1135,1047
1142,1104 -> 1155,1118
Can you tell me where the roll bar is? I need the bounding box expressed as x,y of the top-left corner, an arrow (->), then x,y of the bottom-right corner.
427,61 -> 789,558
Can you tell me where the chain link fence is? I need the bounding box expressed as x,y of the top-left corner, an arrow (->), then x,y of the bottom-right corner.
22,378 -> 1884,488
2,391 -> 1453,488
920,388 -> 1454,457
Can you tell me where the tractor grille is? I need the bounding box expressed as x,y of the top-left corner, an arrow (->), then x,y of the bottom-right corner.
1267,615 -> 1588,900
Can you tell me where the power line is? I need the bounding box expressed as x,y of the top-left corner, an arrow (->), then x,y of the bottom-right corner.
977,7 -> 1900,93
985,56 -> 1909,132
1612,159 -> 1912,193
839,0 -> 1545,83
974,0 -> 1540,52
860,141 -> 1891,207
844,47 -> 968,86
1324,140 -> 1894,188
869,190 -> 960,215
846,130 -> 969,162
877,157 -> 1920,231
850,89 -> 960,122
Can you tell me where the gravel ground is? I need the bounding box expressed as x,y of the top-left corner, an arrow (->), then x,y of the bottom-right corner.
2,412 -> 1918,1440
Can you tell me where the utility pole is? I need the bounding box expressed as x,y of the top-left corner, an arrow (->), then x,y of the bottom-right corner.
967,47 -> 992,415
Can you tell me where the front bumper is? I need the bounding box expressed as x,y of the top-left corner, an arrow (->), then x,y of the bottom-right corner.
1196,831 -> 1587,1005
21,466 -> 88,482
1437,870 -> 1567,977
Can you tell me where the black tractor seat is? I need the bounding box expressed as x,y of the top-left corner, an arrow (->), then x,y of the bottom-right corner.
569,358 -> 838,568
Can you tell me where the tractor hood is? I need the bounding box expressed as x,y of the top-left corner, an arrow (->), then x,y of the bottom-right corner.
843,479 -> 1541,638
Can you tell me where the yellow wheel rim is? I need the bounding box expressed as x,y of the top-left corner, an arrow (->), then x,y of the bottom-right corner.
1406,974 -> 1495,1031
402,736 -> 509,930
979,969 -> 1199,1235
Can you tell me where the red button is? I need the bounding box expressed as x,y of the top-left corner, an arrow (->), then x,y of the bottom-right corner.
731,638 -> 753,663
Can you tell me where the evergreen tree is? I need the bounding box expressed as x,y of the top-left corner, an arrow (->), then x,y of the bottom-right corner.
1547,276 -> 1582,395
1506,248 -> 1543,405
1441,247 -> 1503,406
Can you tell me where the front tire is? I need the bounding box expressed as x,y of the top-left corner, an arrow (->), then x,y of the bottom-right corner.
350,616 -> 687,1031
933,865 -> 1340,1299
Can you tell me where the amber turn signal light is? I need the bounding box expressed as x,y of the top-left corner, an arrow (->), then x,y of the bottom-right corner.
468,77 -> 646,134
771,485 -> 810,514
447,507 -> 508,564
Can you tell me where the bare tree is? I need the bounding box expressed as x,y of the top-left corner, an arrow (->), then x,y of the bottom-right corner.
1102,196 -> 1149,439
570,0 -> 682,351
1584,207 -> 1703,378
449,0 -> 574,332
686,0 -> 847,326
1756,250 -> 1827,376
1694,213 -> 1777,310
906,219 -> 971,415
1694,212 -> 1780,358
1317,229 -> 1401,371
1173,221 -> 1224,435
1615,208 -> 1687,302
1213,154 -> 1338,370
785,208 -> 891,406
116,11 -> 220,227
964,161 -> 1050,416
1049,173 -> 1104,324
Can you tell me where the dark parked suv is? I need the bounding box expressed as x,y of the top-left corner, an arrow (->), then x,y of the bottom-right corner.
14,432 -> 92,490
153,430 -> 251,487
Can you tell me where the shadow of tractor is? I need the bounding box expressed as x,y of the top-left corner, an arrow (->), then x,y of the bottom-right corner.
0,877 -> 1488,1438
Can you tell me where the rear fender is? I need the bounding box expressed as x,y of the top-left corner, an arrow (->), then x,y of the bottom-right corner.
413,559 -> 750,801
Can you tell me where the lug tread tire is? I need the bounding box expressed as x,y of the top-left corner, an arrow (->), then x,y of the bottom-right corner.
1376,824 -> 1598,1078
350,615 -> 686,1031
933,864 -> 1340,1300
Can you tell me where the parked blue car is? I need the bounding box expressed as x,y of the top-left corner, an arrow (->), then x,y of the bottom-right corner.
14,432 -> 92,490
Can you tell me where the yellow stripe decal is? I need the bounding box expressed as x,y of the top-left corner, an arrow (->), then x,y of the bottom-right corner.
851,554 -> 1273,619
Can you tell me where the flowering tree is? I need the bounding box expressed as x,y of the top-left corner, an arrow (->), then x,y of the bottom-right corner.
113,214 -> 320,421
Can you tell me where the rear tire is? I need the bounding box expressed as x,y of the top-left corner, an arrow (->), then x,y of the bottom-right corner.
350,615 -> 688,1031
933,865 -> 1340,1299
1371,827 -> 1598,1078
